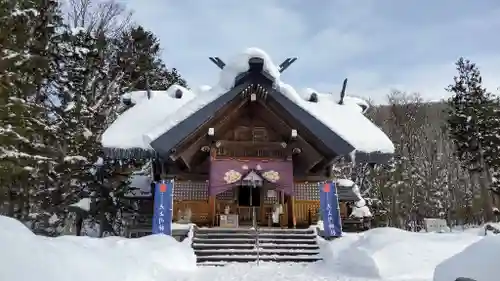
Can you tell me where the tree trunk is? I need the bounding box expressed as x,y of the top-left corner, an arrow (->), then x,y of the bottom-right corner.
76,215 -> 83,236
477,142 -> 494,222
479,170 -> 494,222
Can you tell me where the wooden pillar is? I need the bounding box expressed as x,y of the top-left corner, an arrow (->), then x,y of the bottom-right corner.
260,186 -> 265,226
287,194 -> 295,228
209,146 -> 217,227
209,196 -> 215,227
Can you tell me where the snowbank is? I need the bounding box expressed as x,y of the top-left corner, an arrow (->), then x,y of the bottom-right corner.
0,216 -> 197,281
320,227 -> 481,280
480,222 -> 500,236
434,235 -> 500,281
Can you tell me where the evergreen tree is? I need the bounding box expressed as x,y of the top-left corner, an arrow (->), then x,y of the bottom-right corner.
114,25 -> 186,94
446,57 -> 500,222
0,1 -> 187,236
0,0 -> 64,227
50,28 -> 129,236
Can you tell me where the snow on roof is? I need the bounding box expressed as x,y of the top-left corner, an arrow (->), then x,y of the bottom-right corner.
342,96 -> 370,114
336,178 -> 370,216
126,174 -> 152,197
102,47 -> 393,155
101,85 -> 195,149
143,86 -> 226,146
143,47 -> 281,145
279,85 -> 394,153
121,90 -> 152,106
124,162 -> 153,197
217,47 -> 280,90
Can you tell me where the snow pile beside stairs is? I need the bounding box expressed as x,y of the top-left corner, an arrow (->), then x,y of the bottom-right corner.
0,216 -> 197,281
318,227 -> 482,280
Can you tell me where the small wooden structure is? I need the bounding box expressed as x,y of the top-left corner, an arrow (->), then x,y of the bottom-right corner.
102,50 -> 394,229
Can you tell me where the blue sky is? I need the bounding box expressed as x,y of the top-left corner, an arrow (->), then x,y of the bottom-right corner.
122,0 -> 500,104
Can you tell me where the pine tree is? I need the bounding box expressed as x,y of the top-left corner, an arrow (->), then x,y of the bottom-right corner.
0,0 -> 65,227
49,28 -> 127,236
446,57 -> 500,222
114,25 -> 186,93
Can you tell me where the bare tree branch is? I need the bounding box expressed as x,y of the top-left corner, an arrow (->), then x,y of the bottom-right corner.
63,0 -> 132,36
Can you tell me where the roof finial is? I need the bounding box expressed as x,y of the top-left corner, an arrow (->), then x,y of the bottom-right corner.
338,78 -> 348,105
209,57 -> 226,69
278,57 -> 297,73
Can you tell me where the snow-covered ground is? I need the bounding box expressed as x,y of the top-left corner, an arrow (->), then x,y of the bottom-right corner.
1,215 -> 498,281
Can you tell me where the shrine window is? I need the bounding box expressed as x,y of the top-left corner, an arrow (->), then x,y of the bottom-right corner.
234,126 -> 251,141
252,127 -> 268,142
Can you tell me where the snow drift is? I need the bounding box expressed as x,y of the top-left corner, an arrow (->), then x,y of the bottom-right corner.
434,235 -> 500,281
320,227 -> 482,280
0,216 -> 197,281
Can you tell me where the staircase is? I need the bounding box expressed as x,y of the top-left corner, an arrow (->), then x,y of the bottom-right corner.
192,227 -> 322,266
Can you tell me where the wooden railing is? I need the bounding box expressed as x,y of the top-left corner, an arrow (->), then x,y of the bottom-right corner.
293,200 -> 349,226
173,199 -> 349,227
237,206 -> 260,224
173,200 -> 210,225
294,200 -> 320,225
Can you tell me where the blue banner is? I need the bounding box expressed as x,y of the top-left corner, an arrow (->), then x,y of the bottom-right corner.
152,179 -> 174,235
319,181 -> 342,237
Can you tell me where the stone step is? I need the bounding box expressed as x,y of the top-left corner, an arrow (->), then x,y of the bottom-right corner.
192,243 -> 319,250
195,227 -> 257,234
195,227 -> 315,235
193,238 -> 256,244
258,228 -> 315,235
196,254 -> 322,263
194,232 -> 316,239
192,227 -> 321,265
197,261 -> 227,267
195,249 -> 320,256
192,237 -> 318,244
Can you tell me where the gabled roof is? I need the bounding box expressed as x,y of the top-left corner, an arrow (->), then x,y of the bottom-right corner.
267,87 -> 393,163
149,81 -> 252,158
148,72 -> 392,163
101,48 -> 394,163
101,85 -> 195,152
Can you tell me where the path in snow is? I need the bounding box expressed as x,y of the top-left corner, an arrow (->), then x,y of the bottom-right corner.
174,263 -> 431,281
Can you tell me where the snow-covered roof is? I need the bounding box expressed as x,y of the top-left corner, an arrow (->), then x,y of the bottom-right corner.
101,85 -> 196,150
143,48 -> 279,145
278,86 -> 391,154
101,47 -> 394,162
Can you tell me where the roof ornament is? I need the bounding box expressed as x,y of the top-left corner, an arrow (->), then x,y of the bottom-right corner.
174,89 -> 183,99
209,57 -> 226,69
308,92 -> 318,103
278,57 -> 297,73
338,78 -> 348,105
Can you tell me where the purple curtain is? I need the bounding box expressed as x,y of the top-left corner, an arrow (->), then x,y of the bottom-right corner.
209,158 -> 294,196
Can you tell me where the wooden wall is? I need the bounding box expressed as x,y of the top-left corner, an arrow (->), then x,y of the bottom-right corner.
172,180 -> 350,227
